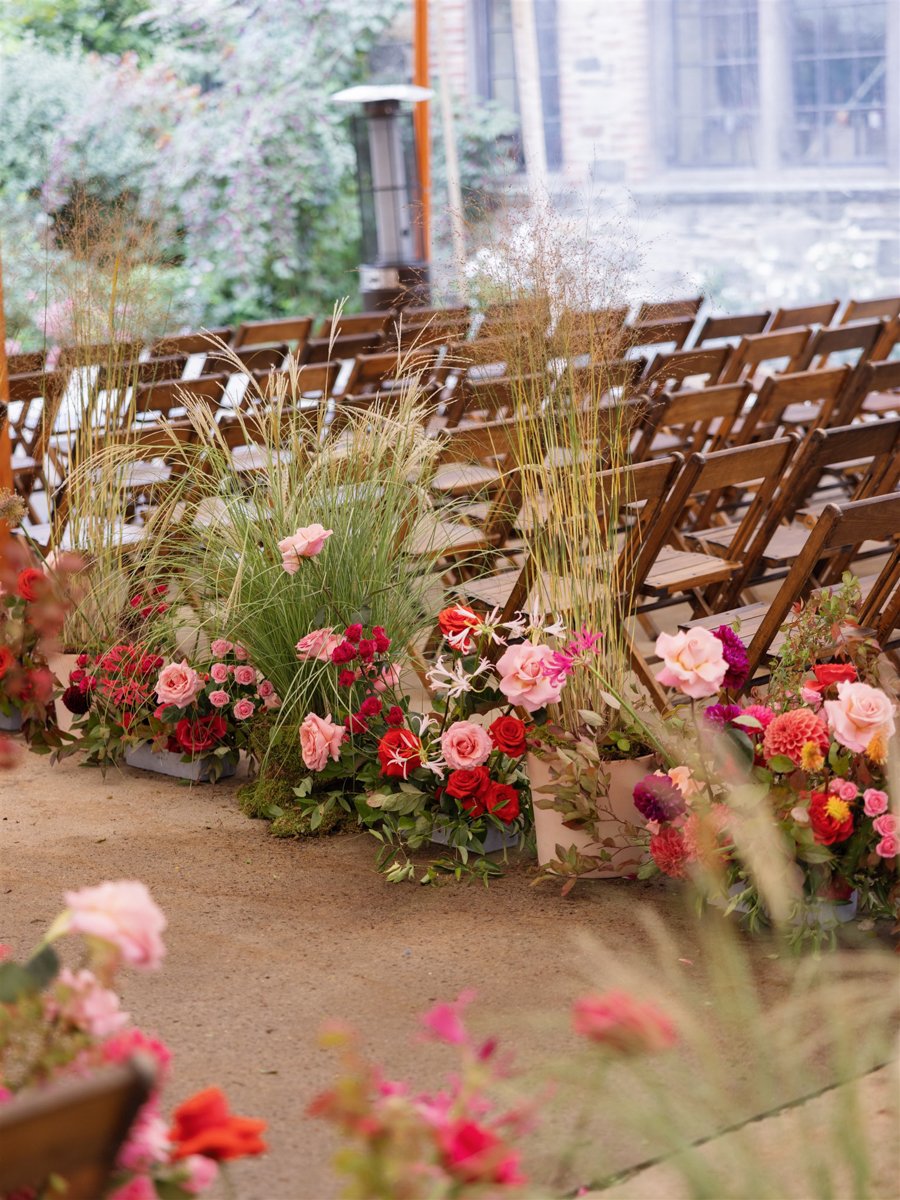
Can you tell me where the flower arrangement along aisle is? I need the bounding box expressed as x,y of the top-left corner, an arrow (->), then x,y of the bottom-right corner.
639,615 -> 898,941
0,880 -> 265,1197
289,605 -> 571,882
0,537 -> 85,743
58,611 -> 274,780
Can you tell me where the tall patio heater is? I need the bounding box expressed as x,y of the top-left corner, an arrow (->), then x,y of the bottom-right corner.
332,84 -> 433,310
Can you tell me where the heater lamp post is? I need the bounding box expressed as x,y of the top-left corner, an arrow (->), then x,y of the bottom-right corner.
333,84 -> 433,310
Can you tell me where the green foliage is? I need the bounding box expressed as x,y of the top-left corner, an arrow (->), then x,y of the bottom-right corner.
0,0 -> 161,59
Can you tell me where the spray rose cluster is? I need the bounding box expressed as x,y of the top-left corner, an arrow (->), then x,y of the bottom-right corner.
0,882 -> 265,1199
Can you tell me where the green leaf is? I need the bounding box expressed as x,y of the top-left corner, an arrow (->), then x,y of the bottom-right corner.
24,944 -> 59,991
766,754 -> 797,774
0,961 -> 39,1003
293,777 -> 313,798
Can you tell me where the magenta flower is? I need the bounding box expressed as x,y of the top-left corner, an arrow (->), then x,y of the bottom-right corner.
420,990 -> 476,1046
632,774 -> 686,823
713,625 -> 750,691
543,627 -> 603,686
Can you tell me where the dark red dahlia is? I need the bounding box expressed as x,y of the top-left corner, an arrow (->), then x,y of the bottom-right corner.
632,774 -> 686,823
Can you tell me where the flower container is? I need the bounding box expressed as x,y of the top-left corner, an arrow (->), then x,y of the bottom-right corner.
0,709 -> 23,733
722,883 -> 859,928
430,820 -> 520,855
124,742 -> 235,783
528,752 -> 655,878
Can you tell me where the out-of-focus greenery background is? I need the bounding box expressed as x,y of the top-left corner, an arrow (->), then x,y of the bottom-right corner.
0,0 -> 518,347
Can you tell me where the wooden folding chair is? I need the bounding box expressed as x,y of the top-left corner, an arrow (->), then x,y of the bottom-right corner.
738,366 -> 851,441
302,331 -> 384,364
794,318 -> 884,373
445,372 -> 550,429
231,315 -> 312,351
0,1059 -> 155,1200
476,298 -> 551,341
840,358 -> 900,421
204,344 -> 288,374
249,361 -> 340,404
693,311 -> 770,347
767,300 -> 839,331
147,328 -> 234,357
549,306 -> 630,356
6,350 -> 46,375
630,383 -> 751,462
626,316 -> 694,353
719,327 -> 812,385
316,310 -> 391,339
6,370 -> 68,521
341,348 -> 439,399
643,345 -> 730,394
839,296 -> 900,325
636,296 -> 703,322
132,373 -> 228,424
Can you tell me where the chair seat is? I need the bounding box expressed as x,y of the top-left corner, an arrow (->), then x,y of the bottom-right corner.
862,391 -> 900,416
408,515 -> 492,559
640,545 -> 738,595
230,445 -> 293,473
780,401 -> 823,426
90,461 -> 172,489
430,462 -> 502,496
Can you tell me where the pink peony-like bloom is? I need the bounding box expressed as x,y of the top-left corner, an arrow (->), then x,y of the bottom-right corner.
655,629 -> 727,699
828,778 -> 858,802
572,990 -> 677,1054
441,721 -> 493,771
295,627 -> 342,663
740,704 -> 775,731
824,681 -> 896,755
421,990 -> 476,1046
762,708 -> 830,767
278,524 -> 333,573
257,679 -> 274,699
182,1154 -> 220,1195
108,1176 -> 156,1200
876,835 -> 898,859
208,690 -> 229,708
863,788 -> 889,817
210,639 -> 232,657
299,712 -> 345,771
101,1028 -> 172,1080
232,698 -> 255,721
439,1118 -> 524,1186
155,660 -> 203,709
51,967 -> 129,1037
64,881 -> 166,970
873,813 -> 896,838
233,665 -> 256,686
496,642 -> 564,712
210,663 -> 228,683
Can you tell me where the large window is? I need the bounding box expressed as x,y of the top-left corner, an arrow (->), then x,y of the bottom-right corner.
669,0 -> 760,167
475,0 -> 563,170
790,0 -> 887,164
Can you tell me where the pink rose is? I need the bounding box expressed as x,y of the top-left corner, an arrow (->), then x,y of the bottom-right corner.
64,880 -> 166,970
295,627 -> 341,662
873,813 -> 896,837
258,679 -> 274,698
233,698 -> 255,720
863,788 -> 889,817
278,523 -> 333,573
441,721 -> 493,770
154,660 -> 202,709
51,967 -> 129,1037
209,690 -> 229,708
210,663 -> 228,683
372,664 -> 401,694
300,712 -> 345,771
495,642 -> 565,712
876,835 -> 897,858
828,778 -> 858,802
182,1155 -> 219,1195
823,681 -> 896,755
234,643 -> 249,661
800,686 -> 823,710
655,629 -> 727,699
210,639 -> 232,657
263,692 -> 281,710
233,665 -> 257,686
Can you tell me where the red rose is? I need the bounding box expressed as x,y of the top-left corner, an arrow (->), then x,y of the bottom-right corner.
170,1087 -> 267,1162
808,791 -> 855,846
460,793 -> 486,818
385,705 -> 404,726
446,765 -> 491,800
484,782 -> 521,823
488,715 -> 528,757
358,695 -> 382,717
812,663 -> 858,688
175,714 -> 227,754
438,605 -> 480,650
377,728 -> 422,778
16,567 -> 46,602
0,646 -> 14,680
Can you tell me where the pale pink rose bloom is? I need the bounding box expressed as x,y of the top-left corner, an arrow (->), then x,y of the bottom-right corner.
64,880 -> 166,969
210,639 -> 233,657
257,679 -> 274,698
572,990 -> 677,1054
873,813 -> 896,837
233,665 -> 257,686
300,712 -> 345,770
182,1154 -> 220,1195
210,663 -> 228,684
234,643 -> 249,661
824,681 -> 896,754
52,967 -> 129,1037
372,664 -> 401,694
263,692 -> 282,710
441,721 -> 493,770
232,698 -> 255,721
863,788 -> 889,817
876,835 -> 898,858
496,642 -> 564,712
154,660 -> 202,709
666,765 -> 702,799
208,690 -> 229,708
278,523 -> 333,573
295,627 -> 341,662
800,685 -> 823,710
655,629 -> 727,700
828,778 -> 858,802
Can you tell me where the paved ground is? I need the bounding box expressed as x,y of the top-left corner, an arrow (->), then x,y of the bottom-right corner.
2,748 -> 896,1199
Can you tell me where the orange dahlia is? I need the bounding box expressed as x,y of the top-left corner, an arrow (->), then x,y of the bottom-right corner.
762,709 -> 830,768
